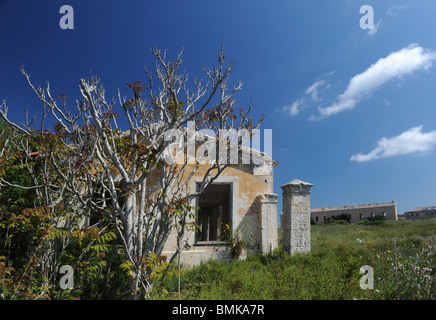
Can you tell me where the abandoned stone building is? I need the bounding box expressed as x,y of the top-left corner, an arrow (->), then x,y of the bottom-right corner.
404,206 -> 436,220
310,201 -> 398,225
161,145 -> 281,266
160,143 -> 314,265
86,126 -> 314,267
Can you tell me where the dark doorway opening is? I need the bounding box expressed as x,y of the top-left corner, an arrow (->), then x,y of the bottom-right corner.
196,184 -> 231,243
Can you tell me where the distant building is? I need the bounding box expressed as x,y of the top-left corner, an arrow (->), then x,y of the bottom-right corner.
311,201 -> 398,225
404,206 -> 436,220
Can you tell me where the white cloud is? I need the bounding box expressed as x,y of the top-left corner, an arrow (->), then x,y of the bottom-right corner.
367,19 -> 382,36
386,4 -> 408,17
305,80 -> 325,102
318,44 -> 436,118
351,126 -> 436,163
283,98 -> 304,116
283,71 -> 334,117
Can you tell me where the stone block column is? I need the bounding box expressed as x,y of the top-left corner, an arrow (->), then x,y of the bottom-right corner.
281,179 -> 313,254
259,193 -> 279,253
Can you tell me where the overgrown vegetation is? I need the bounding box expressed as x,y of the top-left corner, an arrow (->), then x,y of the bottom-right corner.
0,45 -> 263,299
151,219 -> 436,300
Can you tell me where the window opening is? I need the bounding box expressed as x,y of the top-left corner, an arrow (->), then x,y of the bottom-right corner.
196,184 -> 231,242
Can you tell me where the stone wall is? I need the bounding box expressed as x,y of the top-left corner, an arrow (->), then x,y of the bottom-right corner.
161,161 -> 278,266
281,179 -> 313,254
311,201 -> 397,225
259,193 -> 279,254
404,207 -> 436,220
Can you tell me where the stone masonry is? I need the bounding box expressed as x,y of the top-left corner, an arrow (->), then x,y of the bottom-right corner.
281,179 -> 313,254
259,193 -> 279,254
404,206 -> 436,220
311,201 -> 397,225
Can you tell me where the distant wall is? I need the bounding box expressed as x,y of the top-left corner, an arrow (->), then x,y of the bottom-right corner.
311,201 -> 397,225
404,207 -> 436,220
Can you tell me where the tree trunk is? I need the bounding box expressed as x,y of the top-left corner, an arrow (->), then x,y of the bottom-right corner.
124,193 -> 138,299
124,194 -> 136,259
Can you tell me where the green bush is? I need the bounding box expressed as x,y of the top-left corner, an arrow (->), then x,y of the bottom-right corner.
322,213 -> 351,225
357,216 -> 386,226
324,219 -> 350,225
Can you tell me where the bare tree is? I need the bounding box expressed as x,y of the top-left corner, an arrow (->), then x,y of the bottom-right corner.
0,45 -> 263,299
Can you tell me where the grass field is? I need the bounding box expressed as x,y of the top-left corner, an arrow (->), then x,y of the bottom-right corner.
152,219 -> 436,300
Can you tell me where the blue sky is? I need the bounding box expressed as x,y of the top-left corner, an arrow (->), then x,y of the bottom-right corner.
1,1 -> 436,216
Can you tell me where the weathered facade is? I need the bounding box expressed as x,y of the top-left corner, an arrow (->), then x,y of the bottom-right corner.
311,201 -> 398,225
281,180 -> 313,254
404,206 -> 436,220
161,150 -> 280,266
104,128 -> 316,266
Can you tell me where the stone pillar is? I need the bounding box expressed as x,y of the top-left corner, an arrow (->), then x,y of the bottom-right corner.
281,179 -> 313,254
259,193 -> 279,253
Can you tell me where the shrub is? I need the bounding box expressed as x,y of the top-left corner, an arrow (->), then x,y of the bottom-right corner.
227,229 -> 247,259
322,213 -> 351,225
324,219 -> 350,225
357,216 -> 386,226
